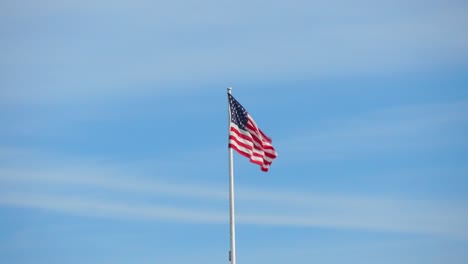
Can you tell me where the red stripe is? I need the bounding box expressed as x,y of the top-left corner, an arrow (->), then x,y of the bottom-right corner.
228,144 -> 272,167
245,123 -> 273,148
229,143 -> 264,166
264,152 -> 277,159
229,144 -> 271,172
259,144 -> 275,150
245,123 -> 263,144
230,126 -> 267,152
229,138 -> 274,164
229,137 -> 267,160
259,129 -> 272,143
247,115 -> 272,143
229,128 -> 277,158
230,126 -> 254,142
229,136 -> 256,155
229,133 -> 272,156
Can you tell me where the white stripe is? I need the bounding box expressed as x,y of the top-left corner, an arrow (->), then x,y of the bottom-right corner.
245,126 -> 263,144
263,148 -> 277,156
230,123 -> 254,140
247,116 -> 272,143
245,119 -> 273,147
229,121 -> 277,166
233,121 -> 272,151
229,131 -> 254,148
234,130 -> 276,157
228,135 -> 273,162
229,136 -> 274,163
229,139 -> 265,163
230,123 -> 277,161
230,123 -> 268,153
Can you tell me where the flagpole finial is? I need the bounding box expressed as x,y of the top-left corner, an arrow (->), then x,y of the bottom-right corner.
227,87 -> 232,94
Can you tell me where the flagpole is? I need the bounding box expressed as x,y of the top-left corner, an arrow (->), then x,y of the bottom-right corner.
227,87 -> 237,264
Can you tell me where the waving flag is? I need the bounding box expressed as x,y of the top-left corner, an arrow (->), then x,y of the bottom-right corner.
228,93 -> 278,172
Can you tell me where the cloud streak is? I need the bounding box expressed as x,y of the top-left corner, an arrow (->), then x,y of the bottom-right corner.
279,100 -> 468,161
1,99 -> 467,238
0,192 -> 225,223
2,0 -> 467,104
1,164 -> 467,239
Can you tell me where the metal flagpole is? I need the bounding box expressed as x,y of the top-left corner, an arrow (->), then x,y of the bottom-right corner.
227,87 -> 237,264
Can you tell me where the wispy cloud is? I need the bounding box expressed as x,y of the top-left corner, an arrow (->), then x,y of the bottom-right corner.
279,100 -> 468,161
1,160 -> 467,238
1,98 -> 467,238
2,0 -> 467,104
0,167 -> 226,200
0,192 -> 226,223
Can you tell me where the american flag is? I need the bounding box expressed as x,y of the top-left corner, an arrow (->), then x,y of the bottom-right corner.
228,93 -> 278,172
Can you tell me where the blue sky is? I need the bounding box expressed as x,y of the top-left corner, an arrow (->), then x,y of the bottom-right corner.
1,0 -> 468,263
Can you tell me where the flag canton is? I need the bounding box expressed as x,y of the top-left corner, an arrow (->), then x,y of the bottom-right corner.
229,94 -> 249,130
